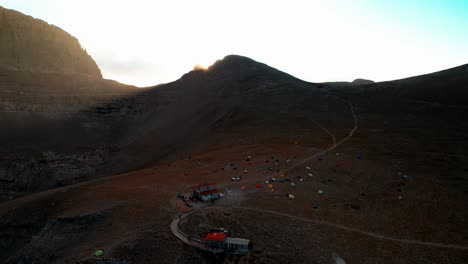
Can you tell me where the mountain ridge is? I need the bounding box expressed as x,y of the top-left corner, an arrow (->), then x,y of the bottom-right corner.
0,6 -> 102,77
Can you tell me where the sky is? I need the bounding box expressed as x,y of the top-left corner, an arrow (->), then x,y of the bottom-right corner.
1,0 -> 468,86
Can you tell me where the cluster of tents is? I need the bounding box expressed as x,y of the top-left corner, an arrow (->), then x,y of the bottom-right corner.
220,152 -> 368,205
239,157 -> 319,197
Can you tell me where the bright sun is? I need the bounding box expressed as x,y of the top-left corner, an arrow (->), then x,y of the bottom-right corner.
193,57 -> 218,71
193,64 -> 207,71
194,62 -> 215,71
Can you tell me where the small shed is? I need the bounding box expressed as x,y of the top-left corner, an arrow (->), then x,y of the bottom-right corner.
224,237 -> 251,254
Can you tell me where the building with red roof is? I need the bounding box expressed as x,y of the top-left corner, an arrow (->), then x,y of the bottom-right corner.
204,231 -> 251,254
204,232 -> 227,251
204,232 -> 227,241
194,183 -> 220,201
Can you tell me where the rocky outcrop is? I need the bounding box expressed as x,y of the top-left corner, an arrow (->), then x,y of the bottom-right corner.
351,78 -> 374,85
0,6 -> 101,77
0,7 -> 145,201
0,146 -> 116,200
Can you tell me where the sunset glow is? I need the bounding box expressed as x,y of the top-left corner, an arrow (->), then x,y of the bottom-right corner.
2,0 -> 467,86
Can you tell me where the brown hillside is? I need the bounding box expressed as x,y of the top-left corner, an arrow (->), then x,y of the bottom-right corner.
0,7 -> 467,263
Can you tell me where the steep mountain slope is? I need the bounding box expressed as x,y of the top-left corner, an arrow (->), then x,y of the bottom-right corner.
0,51 -> 352,200
0,6 -> 141,199
108,55 -> 352,173
1,56 -> 468,262
0,6 -> 101,77
0,7 -> 354,200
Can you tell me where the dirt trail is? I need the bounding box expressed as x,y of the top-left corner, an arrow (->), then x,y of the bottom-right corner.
233,100 -> 468,250
237,99 -> 356,187
170,99 -> 468,252
311,120 -> 336,145
170,208 -> 209,250
233,206 -> 468,250
273,100 -> 357,176
170,99 -> 357,250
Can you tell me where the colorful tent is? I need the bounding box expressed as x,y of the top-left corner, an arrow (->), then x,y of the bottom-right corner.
94,249 -> 104,257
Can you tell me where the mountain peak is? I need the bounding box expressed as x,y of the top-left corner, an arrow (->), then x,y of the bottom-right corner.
0,6 -> 102,77
208,55 -> 258,71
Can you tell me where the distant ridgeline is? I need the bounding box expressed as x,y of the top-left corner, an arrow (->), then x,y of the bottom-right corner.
0,6 -> 101,77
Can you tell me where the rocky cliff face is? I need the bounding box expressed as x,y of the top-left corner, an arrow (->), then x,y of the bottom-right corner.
0,6 -> 101,77
0,6 -> 142,200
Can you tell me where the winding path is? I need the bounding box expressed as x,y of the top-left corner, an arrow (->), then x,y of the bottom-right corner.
311,120 -> 336,145
273,100 -> 357,177
170,208 -> 209,250
170,98 -> 468,251
233,206 -> 468,250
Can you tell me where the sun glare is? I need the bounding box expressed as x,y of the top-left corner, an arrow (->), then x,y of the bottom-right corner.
194,60 -> 215,71
194,64 -> 207,71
